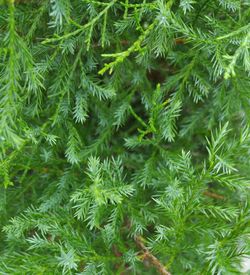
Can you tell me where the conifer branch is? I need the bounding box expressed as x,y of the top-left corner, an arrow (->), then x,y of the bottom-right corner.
42,0 -> 117,44
98,20 -> 156,75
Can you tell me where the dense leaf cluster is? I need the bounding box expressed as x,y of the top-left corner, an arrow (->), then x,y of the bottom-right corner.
0,0 -> 250,274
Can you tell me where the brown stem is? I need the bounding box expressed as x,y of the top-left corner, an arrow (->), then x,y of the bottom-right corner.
203,190 -> 225,200
135,235 -> 171,275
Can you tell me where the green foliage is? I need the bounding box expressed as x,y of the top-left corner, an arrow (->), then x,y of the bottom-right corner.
0,0 -> 250,274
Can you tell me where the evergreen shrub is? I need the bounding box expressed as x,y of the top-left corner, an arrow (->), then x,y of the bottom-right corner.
0,0 -> 250,274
